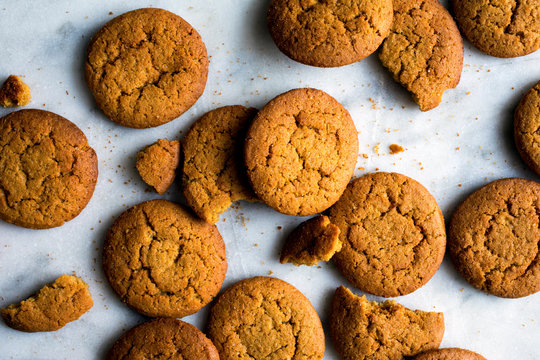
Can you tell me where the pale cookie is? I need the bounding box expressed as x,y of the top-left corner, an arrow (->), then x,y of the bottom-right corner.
136,139 -> 180,194
413,348 -> 487,360
514,81 -> 540,176
0,75 -> 31,107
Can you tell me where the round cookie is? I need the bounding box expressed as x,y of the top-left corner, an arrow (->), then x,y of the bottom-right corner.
267,0 -> 393,67
245,88 -> 358,216
183,105 -> 259,224
85,8 -> 208,128
102,199 -> 227,317
448,178 -> 540,298
0,109 -> 98,229
451,0 -> 540,58
379,0 -> 463,111
412,348 -> 487,360
328,172 -> 446,297
107,318 -> 219,360
514,81 -> 540,176
207,276 -> 325,360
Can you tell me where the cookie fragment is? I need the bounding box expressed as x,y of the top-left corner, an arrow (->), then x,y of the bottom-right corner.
514,81 -> 540,176
1,275 -> 93,332
412,348 -> 487,360
0,75 -> 31,107
136,139 -> 180,194
280,215 -> 342,266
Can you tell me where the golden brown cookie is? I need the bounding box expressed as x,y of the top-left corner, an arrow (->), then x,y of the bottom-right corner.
183,105 -> 258,224
0,109 -> 98,229
1,275 -> 93,332
330,286 -> 444,360
448,178 -> 540,298
107,318 -> 219,360
207,276 -> 325,360
102,199 -> 227,317
412,348 -> 487,360
452,0 -> 540,58
280,215 -> 342,266
328,172 -> 446,297
267,0 -> 393,67
85,8 -> 208,128
514,81 -> 540,176
245,88 -> 358,216
379,0 -> 463,111
0,75 -> 31,107
136,139 -> 180,194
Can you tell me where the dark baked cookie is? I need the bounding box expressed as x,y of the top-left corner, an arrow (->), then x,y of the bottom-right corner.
328,172 -> 446,297
183,105 -> 258,224
280,215 -> 342,266
451,0 -> 540,58
207,276 -> 325,360
514,81 -> 540,176
136,139 -> 180,194
448,178 -> 540,298
330,286 -> 444,360
107,318 -> 219,360
85,8 -> 208,128
412,348 -> 487,360
0,109 -> 98,229
1,275 -> 93,332
245,88 -> 358,216
379,0 -> 463,111
267,0 -> 393,67
102,199 -> 227,317
0,75 -> 31,107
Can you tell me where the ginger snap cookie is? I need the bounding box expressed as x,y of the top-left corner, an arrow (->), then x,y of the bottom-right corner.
267,0 -> 393,67
85,8 -> 208,128
1,275 -> 93,332
207,276 -> 325,360
183,105 -> 258,224
280,215 -> 342,266
330,286 -> 444,360
136,139 -> 180,194
452,0 -> 540,58
245,88 -> 358,216
102,199 -> 227,317
0,75 -> 31,107
379,0 -> 463,111
328,172 -> 446,297
413,348 -> 487,360
0,109 -> 98,229
448,178 -> 540,298
107,318 -> 219,360
514,81 -> 540,176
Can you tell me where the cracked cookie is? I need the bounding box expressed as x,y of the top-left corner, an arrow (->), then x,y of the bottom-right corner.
330,286 -> 444,360
412,348 -> 487,360
514,81 -> 540,176
136,139 -> 180,194
1,275 -> 93,332
85,8 -> 208,128
280,215 -> 342,266
207,276 -> 325,360
328,172 -> 446,297
102,199 -> 227,317
267,0 -> 393,67
0,75 -> 31,107
245,88 -> 358,216
451,0 -> 540,58
183,105 -> 259,224
107,318 -> 219,360
0,109 -> 98,229
448,178 -> 540,298
379,0 -> 463,111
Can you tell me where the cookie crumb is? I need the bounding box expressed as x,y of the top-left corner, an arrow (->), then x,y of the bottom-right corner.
0,75 -> 31,107
389,144 -> 404,154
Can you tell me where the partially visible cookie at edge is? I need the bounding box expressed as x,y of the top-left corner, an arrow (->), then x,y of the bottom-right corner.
136,139 -> 180,194
412,348 -> 487,360
514,81 -> 540,176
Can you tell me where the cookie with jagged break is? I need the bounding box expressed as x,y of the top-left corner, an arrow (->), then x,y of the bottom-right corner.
136,139 -> 180,194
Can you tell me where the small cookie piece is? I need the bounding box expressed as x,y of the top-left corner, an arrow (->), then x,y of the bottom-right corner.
448,178 -> 540,298
267,0 -> 393,67
514,81 -> 540,176
183,106 -> 258,223
379,0 -> 463,111
280,215 -> 342,266
136,139 -> 180,194
0,75 -> 31,107
107,318 -> 219,360
330,286 -> 444,360
451,0 -> 540,58
1,275 -> 93,332
0,109 -> 98,229
245,88 -> 358,216
208,276 -> 325,360
103,199 -> 227,317
329,172 -> 446,297
412,348 -> 487,360
85,8 -> 208,128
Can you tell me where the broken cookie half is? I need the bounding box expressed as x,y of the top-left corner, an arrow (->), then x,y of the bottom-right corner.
136,139 -> 181,195
0,75 -> 31,107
